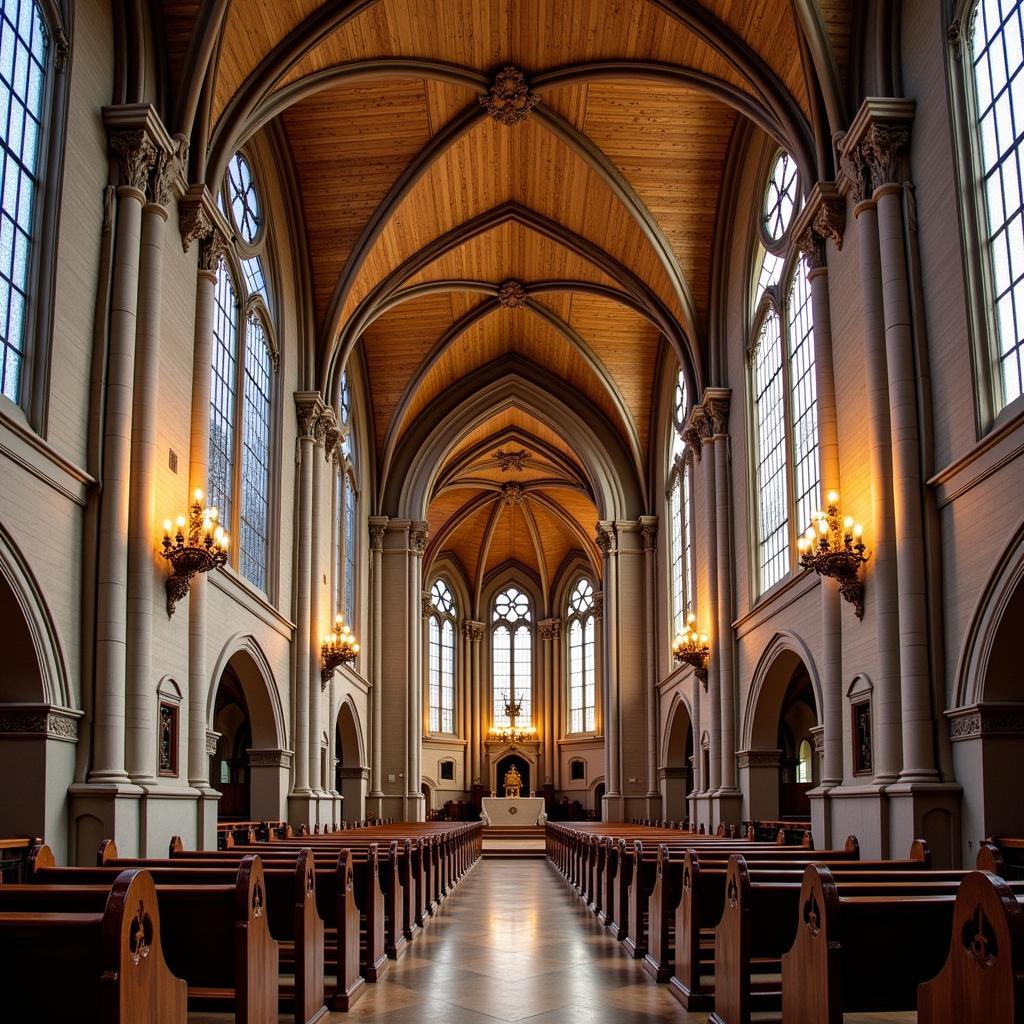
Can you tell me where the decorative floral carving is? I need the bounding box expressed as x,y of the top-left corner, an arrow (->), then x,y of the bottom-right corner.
495,448 -> 530,471
862,123 -> 912,191
703,390 -> 731,435
252,881 -> 265,918
736,749 -> 781,769
410,524 -> 429,554
198,226 -> 227,272
497,279 -> 527,308
369,519 -> 388,551
838,135 -> 870,205
324,425 -> 342,461
295,395 -> 323,440
0,707 -> 80,740
246,749 -> 292,768
205,731 -> 221,757
682,405 -> 710,459
501,482 -> 525,505
796,224 -> 826,271
422,591 -> 435,618
813,197 -> 846,252
463,621 -> 485,642
150,134 -> 188,207
538,618 -> 561,641
480,67 -> 538,126
595,524 -> 615,555
110,130 -> 158,193
592,592 -> 604,618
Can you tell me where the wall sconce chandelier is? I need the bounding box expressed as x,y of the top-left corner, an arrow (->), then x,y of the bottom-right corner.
487,691 -> 536,744
161,489 -> 229,617
321,614 -> 359,685
797,491 -> 869,619
673,612 -> 710,686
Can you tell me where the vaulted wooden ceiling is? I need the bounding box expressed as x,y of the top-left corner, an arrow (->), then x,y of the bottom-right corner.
156,0 -> 857,598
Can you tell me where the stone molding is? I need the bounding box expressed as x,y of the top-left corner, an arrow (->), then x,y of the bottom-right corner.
410,522 -> 429,555
946,703 -> 1024,742
205,730 -> 221,757
368,516 -> 389,551
736,748 -> 782,769
295,391 -> 326,440
339,766 -> 370,780
463,620 -> 485,642
639,515 -> 658,551
247,747 -> 293,769
538,617 -> 561,641
595,521 -> 616,555
792,181 -> 846,269
809,724 -> 825,754
702,387 -> 731,435
0,704 -> 81,742
838,97 -> 916,202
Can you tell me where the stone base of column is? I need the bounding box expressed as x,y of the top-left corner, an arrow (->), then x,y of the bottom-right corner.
689,791 -> 714,833
68,782 -> 143,863
378,795 -> 406,823
601,792 -> 624,823
288,791 -> 320,829
711,789 -> 742,829
642,793 -> 663,819
195,787 -> 221,851
405,793 -> 425,823
807,784 -> 836,850
137,786 -> 215,857
885,781 -> 962,868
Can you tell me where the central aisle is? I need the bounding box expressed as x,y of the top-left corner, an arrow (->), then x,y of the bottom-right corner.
339,859 -> 694,1023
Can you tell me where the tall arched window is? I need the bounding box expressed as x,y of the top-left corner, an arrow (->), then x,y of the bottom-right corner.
428,579 -> 457,733
566,578 -> 595,733
966,0 -> 1024,409
749,151 -> 819,596
666,368 -> 694,639
0,0 -> 50,407
334,371 -> 359,630
492,586 -> 532,728
208,149 -> 278,594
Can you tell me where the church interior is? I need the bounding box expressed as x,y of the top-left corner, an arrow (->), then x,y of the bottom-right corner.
1,0 -> 1024,1020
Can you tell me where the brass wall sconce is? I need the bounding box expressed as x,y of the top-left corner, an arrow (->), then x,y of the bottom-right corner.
321,614 -> 359,686
161,489 -> 229,617
797,491 -> 869,618
673,613 -> 710,687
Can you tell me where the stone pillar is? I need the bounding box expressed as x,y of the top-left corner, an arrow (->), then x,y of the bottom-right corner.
125,145 -> 181,785
291,394 -> 324,806
700,422 -> 721,793
467,621 -> 484,785
794,185 -> 847,796
90,128 -> 156,785
368,518 -> 387,804
539,619 -> 560,785
597,523 -> 620,812
706,389 -> 738,807
408,523 -> 429,820
840,138 -> 902,787
641,517 -> 659,803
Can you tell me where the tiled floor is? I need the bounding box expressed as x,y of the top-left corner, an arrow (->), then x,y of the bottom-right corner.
192,858 -> 918,1023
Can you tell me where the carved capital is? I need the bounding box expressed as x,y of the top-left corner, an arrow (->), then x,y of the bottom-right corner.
463,620 -> 485,642
495,448 -> 530,471
410,523 -> 429,555
295,392 -> 325,440
497,279 -> 527,308
838,98 -> 916,200
792,181 -> 845,269
592,591 -> 604,618
595,522 -> 616,556
480,67 -> 538,126
110,130 -> 158,192
324,425 -> 342,461
682,404 -> 710,460
150,134 -> 188,207
368,517 -> 389,551
422,591 -> 435,618
538,617 -> 561,641
205,730 -> 221,757
736,748 -> 782,769
50,26 -> 70,72
639,516 -> 658,551
862,122 -> 912,190
702,388 -> 731,435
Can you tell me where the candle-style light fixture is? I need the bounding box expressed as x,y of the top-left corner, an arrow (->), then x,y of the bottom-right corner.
321,613 -> 360,685
487,691 -> 537,744
672,612 -> 710,686
160,489 -> 229,617
797,490 -> 869,619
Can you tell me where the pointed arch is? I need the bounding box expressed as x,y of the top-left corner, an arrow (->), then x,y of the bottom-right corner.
206,633 -> 287,749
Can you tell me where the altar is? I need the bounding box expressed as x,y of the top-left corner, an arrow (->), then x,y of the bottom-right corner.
480,796 -> 547,826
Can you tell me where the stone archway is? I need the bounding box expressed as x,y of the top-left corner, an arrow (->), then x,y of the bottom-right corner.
335,699 -> 367,823
662,698 -> 694,822
496,753 -> 532,798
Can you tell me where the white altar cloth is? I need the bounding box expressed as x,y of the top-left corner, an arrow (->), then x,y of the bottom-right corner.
480,796 -> 547,826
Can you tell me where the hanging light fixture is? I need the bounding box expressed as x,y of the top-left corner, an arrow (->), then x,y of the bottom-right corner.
321,613 -> 360,685
160,489 -> 229,617
486,691 -> 537,744
797,491 -> 869,618
672,612 -> 710,686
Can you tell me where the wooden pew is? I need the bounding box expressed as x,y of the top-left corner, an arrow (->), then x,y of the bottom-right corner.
55,842 -> 329,1023
779,863 -> 1004,1024
0,867 -> 187,1023
918,869 -> 1024,1024
25,846 -> 279,1023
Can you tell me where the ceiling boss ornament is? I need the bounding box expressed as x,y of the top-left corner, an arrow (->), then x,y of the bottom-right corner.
480,67 -> 539,126
497,279 -> 527,308
494,448 -> 530,472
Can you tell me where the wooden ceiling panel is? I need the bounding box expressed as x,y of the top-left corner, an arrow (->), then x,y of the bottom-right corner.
576,81 -> 736,325
284,78 -> 440,327
442,499 -> 496,580
527,498 -> 581,587
445,409 -> 584,473
483,500 -> 540,578
341,113 -> 684,327
818,0 -> 855,93
159,1 -> 201,102
426,487 -> 481,543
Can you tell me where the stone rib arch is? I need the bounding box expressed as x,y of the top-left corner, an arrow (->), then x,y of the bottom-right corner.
661,690 -> 695,768
741,630 -> 823,752
384,357 -> 644,524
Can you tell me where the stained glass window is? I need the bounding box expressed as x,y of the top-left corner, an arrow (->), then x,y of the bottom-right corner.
762,150 -> 799,241
238,316 -> 272,591
567,578 -> 595,733
667,368 -> 693,638
428,579 -> 457,733
492,587 -> 532,728
208,261 -> 238,526
227,151 -> 262,244
787,259 -> 820,536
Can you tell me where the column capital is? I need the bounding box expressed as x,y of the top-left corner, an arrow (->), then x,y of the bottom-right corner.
639,515 -> 658,550
595,521 -> 616,555
463,620 -> 485,642
592,591 -> 604,619
410,522 -> 429,555
316,406 -> 338,451
838,97 -> 915,200
178,183 -> 232,260
792,181 -> 846,269
422,590 -> 435,618
538,617 -> 561,640
103,104 -> 176,194
368,516 -> 389,551
701,387 -> 731,435
295,392 -> 326,440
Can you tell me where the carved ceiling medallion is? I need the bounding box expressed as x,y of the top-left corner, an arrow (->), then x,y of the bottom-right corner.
480,67 -> 539,126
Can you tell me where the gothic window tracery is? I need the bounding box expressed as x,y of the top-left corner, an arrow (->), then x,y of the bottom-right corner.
566,578 -> 595,734
667,369 -> 694,639
492,586 -> 532,729
428,579 -> 457,734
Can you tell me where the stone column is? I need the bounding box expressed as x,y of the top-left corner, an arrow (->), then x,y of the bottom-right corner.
466,620 -> 484,785
368,518 -> 387,804
641,517 -> 659,802
706,389 -> 738,801
794,185 -> 846,791
291,393 -> 324,803
126,142 -> 183,785
539,619 -> 560,785
90,128 -> 157,784
871,140 -> 938,783
408,523 -> 429,820
696,414 -> 721,794
597,523 -> 620,808
839,136 -> 902,786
